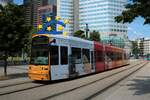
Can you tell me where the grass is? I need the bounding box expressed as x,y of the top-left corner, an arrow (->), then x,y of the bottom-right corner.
7,57 -> 30,62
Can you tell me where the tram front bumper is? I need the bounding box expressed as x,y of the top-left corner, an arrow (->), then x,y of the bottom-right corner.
28,72 -> 50,81
28,68 -> 50,81
28,65 -> 50,81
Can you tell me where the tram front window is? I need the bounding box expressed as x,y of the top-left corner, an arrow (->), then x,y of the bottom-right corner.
30,46 -> 48,65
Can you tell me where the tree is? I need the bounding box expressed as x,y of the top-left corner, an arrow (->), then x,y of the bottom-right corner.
89,31 -> 101,42
73,30 -> 85,39
0,3 -> 32,76
115,0 -> 150,24
131,41 -> 140,58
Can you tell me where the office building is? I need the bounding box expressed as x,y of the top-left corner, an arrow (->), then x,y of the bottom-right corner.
79,0 -> 131,54
24,0 -> 43,27
38,5 -> 56,24
57,0 -> 75,34
79,0 -> 128,39
42,0 -> 56,6
136,38 -> 150,56
143,39 -> 150,55
138,38 -> 150,56
0,0 -> 13,6
24,0 -> 57,28
24,0 -> 129,40
137,38 -> 144,56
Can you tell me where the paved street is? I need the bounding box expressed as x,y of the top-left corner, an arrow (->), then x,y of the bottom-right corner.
93,60 -> 150,100
0,60 -> 149,100
0,65 -> 28,80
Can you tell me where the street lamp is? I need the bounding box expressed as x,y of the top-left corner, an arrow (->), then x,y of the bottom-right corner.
85,23 -> 89,38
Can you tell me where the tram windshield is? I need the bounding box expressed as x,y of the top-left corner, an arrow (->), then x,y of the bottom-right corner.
30,36 -> 49,65
30,45 -> 48,65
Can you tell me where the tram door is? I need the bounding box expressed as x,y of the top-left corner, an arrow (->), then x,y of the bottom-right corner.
68,55 -> 77,78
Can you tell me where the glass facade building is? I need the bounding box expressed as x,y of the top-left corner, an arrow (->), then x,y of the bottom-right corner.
24,0 -> 56,28
79,0 -> 131,54
42,0 -> 57,6
57,0 -> 74,34
24,0 -> 128,39
56,0 -> 128,38
24,0 -> 43,27
0,0 -> 13,6
79,0 -> 128,39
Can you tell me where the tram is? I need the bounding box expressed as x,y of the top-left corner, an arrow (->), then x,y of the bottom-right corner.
28,34 -> 129,81
145,54 -> 150,61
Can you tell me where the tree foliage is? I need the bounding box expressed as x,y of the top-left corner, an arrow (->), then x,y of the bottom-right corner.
115,0 -> 150,24
89,31 -> 101,42
0,3 -> 32,53
73,30 -> 101,41
131,41 -> 140,57
73,30 -> 85,38
0,3 -> 32,75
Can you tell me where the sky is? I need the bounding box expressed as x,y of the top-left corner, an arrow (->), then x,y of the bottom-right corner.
13,0 -> 23,5
128,17 -> 150,40
13,0 -> 150,40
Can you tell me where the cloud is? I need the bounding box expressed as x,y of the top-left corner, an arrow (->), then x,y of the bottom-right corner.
128,27 -> 144,37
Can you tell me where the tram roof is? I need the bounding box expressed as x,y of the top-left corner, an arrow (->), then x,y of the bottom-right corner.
33,34 -> 124,51
50,34 -> 94,44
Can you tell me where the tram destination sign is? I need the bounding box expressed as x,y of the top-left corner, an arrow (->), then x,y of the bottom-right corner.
32,36 -> 49,45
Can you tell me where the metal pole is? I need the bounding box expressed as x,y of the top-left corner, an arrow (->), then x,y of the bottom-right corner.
85,24 -> 89,38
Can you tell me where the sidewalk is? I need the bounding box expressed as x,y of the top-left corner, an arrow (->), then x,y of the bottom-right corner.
104,62 -> 150,100
0,65 -> 28,81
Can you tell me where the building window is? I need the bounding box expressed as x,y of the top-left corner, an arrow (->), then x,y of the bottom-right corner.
72,47 -> 82,64
82,49 -> 90,64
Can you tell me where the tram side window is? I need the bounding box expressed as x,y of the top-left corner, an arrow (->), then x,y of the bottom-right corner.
50,46 -> 59,65
96,50 -> 103,62
112,52 -> 117,61
117,53 -> 122,60
115,52 -> 118,60
120,53 -> 122,60
110,52 -> 114,61
124,53 -> 127,60
121,53 -> 123,60
82,49 -> 90,64
61,46 -> 68,65
110,52 -> 113,61
116,53 -> 120,60
72,47 -> 82,64
107,52 -> 112,60
112,52 -> 115,60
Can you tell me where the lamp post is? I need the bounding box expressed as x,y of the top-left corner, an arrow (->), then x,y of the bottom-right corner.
85,23 -> 89,38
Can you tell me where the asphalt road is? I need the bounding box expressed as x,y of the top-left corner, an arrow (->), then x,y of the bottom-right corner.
0,60 -> 149,100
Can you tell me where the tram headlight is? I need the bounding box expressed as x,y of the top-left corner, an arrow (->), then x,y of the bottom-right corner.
44,68 -> 48,70
42,68 -> 48,70
29,66 -> 31,70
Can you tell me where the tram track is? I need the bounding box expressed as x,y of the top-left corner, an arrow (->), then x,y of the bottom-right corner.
0,61 -> 146,99
39,61 -> 147,100
0,81 -> 32,89
0,82 -> 50,96
84,62 -> 149,100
